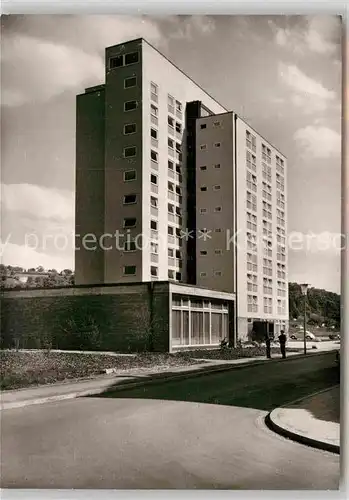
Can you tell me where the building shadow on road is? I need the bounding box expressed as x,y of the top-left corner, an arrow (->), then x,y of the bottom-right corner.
89,358 -> 340,415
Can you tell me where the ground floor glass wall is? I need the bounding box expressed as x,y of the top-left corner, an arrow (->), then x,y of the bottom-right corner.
171,294 -> 230,348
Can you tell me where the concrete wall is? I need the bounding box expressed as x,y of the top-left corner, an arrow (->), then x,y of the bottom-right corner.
75,87 -> 106,285
0,283 -> 170,353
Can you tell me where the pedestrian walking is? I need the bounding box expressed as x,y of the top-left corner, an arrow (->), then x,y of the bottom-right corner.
278,330 -> 287,359
265,334 -> 271,359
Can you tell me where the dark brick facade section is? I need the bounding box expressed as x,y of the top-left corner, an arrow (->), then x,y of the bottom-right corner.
0,283 -> 170,353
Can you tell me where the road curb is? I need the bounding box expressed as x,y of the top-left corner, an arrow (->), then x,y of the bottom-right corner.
265,385 -> 340,455
1,350 -> 333,411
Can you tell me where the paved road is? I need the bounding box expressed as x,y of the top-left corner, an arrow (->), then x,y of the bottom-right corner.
1,352 -> 339,490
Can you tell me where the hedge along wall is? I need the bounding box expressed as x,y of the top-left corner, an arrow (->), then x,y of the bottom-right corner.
0,282 -> 170,353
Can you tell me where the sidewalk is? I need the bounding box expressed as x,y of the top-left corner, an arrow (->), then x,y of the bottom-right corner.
0,350 -> 325,411
267,386 -> 340,454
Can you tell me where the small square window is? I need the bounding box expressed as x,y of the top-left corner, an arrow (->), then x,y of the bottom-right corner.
213,185 -> 221,191
175,122 -> 182,133
124,100 -> 137,112
200,272 -> 207,277
168,270 -> 175,279
168,226 -> 174,235
151,104 -> 158,116
200,123 -> 207,130
176,272 -> 182,281
168,248 -> 174,257
168,160 -> 174,170
214,206 -> 222,212
176,101 -> 182,112
123,218 -> 137,228
200,251 -> 207,256
124,241 -> 136,252
215,249 -> 223,255
200,208 -> 207,214
150,220 -> 157,230
151,128 -> 158,139
123,194 -> 137,205
124,123 -> 136,135
215,228 -> 222,233
125,51 -> 139,65
168,138 -> 174,149
150,266 -> 158,277
124,146 -> 136,158
214,271 -> 222,277
124,76 -> 137,89
150,174 -> 157,185
150,196 -> 158,208
214,142 -> 221,148
214,164 -> 221,169
151,150 -> 158,162
200,144 -> 207,150
151,82 -> 158,95
124,265 -> 136,275
200,186 -> 207,192
213,121 -> 221,128
168,116 -> 174,127
200,166 -> 207,171
123,170 -> 136,182
109,55 -> 123,69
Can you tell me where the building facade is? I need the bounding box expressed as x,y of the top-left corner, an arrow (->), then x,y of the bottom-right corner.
75,37 -> 289,341
195,113 -> 289,337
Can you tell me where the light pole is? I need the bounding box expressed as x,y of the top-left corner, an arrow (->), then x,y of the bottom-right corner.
300,283 -> 309,355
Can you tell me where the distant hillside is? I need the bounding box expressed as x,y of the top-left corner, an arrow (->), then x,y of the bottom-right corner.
289,282 -> 340,329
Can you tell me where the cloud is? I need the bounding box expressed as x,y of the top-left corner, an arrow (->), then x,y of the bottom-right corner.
1,241 -> 73,271
166,15 -> 216,40
279,63 -> 336,113
1,183 -> 74,221
269,16 -> 341,57
1,15 -> 164,107
294,126 -> 341,158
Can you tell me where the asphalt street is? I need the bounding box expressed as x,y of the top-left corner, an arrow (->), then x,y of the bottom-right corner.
1,352 -> 340,490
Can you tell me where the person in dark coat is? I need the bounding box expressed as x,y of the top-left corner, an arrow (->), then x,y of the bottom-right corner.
265,333 -> 271,359
278,330 -> 287,359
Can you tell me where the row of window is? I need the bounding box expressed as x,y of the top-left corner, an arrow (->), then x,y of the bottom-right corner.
199,206 -> 222,213
199,120 -> 223,130
199,249 -> 223,256
109,51 -> 139,69
199,270 -> 223,278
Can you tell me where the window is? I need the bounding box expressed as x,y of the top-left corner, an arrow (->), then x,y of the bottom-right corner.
168,182 -> 174,192
151,150 -> 158,162
125,51 -> 139,65
124,241 -> 136,252
168,248 -> 174,257
151,82 -> 158,95
150,220 -> 157,231
175,250 -> 182,259
200,208 -> 207,214
213,121 -> 222,128
124,265 -> 136,275
213,185 -> 221,191
150,174 -> 158,185
168,226 -> 174,235
168,160 -> 174,170
200,123 -> 207,130
151,128 -> 158,140
168,138 -> 174,149
168,95 -> 174,107
124,100 -> 137,112
168,203 -> 175,214
214,271 -> 222,277
175,122 -> 182,133
200,144 -> 207,150
200,186 -> 207,192
215,249 -> 223,255
175,143 -> 181,153
214,164 -> 221,169
200,166 -> 207,171
123,194 -> 137,205
200,272 -> 207,277
124,146 -> 136,158
150,266 -> 158,277
150,196 -> 157,208
151,242 -> 158,254
168,116 -> 174,127
214,206 -> 222,212
200,251 -> 207,256
124,123 -> 136,135
176,100 -> 182,112
123,218 -> 137,228
123,170 -> 136,182
168,270 -> 175,279
109,55 -> 123,69
214,142 -> 221,148
150,104 -> 158,116
215,228 -> 222,233
176,272 -> 182,281
124,76 -> 137,89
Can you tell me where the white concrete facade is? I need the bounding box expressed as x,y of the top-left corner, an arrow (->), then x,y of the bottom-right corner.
141,39 -> 227,282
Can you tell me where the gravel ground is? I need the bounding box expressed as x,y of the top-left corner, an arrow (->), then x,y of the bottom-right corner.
0,350 -> 202,390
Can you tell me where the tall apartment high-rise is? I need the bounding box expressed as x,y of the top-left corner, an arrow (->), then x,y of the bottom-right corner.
75,38 -> 289,338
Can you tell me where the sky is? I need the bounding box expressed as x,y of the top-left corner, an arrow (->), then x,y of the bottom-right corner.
1,15 -> 342,293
